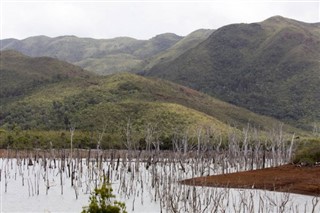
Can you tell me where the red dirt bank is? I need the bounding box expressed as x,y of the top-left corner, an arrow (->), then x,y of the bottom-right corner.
181,164 -> 320,196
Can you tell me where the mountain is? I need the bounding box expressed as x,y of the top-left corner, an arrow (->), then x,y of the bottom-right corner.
0,50 -> 92,101
0,30 -> 214,76
0,53 -> 301,147
136,29 -> 213,72
144,16 -> 320,130
1,33 -> 183,75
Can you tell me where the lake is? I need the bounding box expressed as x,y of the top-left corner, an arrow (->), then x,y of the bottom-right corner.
1,150 -> 319,212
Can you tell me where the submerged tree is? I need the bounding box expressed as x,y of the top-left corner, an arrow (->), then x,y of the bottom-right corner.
82,178 -> 127,213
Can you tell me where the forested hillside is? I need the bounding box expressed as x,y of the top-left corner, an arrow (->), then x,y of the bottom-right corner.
145,16 -> 320,130
0,52 -> 302,148
136,29 -> 213,72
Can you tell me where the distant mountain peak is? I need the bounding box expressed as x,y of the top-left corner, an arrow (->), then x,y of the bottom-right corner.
153,33 -> 182,39
23,35 -> 51,40
150,33 -> 183,42
264,15 -> 287,21
55,35 -> 78,39
262,15 -> 318,26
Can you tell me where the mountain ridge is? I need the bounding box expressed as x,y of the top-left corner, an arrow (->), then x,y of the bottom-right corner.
144,16 -> 320,130
0,33 -> 183,75
136,29 -> 214,72
0,30 -> 214,75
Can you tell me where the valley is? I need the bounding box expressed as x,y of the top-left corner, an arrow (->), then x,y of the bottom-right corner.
0,15 -> 319,213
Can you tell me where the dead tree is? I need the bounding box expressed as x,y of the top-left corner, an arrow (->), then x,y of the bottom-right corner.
70,126 -> 75,186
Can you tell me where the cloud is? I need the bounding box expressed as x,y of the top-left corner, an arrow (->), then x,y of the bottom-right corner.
1,1 -> 319,40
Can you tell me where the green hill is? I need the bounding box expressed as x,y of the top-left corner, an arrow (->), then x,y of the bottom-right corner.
0,50 -> 92,101
136,29 -> 213,72
1,34 -> 183,75
1,68 -> 300,136
0,52 -> 303,145
145,16 -> 320,130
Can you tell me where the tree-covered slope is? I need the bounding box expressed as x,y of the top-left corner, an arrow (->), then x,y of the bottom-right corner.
1,33 -> 183,75
145,16 -> 320,130
0,69 -> 299,136
0,51 -> 304,148
137,29 -> 213,72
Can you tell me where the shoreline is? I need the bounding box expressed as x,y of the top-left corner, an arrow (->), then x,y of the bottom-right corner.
180,164 -> 320,196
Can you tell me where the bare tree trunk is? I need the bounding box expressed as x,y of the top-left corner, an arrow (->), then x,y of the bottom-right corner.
288,133 -> 295,163
70,127 -> 75,186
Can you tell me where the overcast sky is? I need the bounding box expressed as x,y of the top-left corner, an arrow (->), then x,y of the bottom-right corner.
1,0 -> 319,40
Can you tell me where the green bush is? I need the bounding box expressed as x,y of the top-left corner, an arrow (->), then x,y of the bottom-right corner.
296,157 -> 315,166
82,178 -> 127,213
293,138 -> 320,166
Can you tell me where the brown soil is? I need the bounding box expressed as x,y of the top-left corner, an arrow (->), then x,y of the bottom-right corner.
181,165 -> 320,196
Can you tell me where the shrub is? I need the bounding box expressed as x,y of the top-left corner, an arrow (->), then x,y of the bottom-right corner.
297,157 -> 315,166
293,138 -> 320,166
82,178 -> 127,213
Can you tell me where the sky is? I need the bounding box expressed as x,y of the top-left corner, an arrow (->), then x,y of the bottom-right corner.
1,0 -> 319,40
